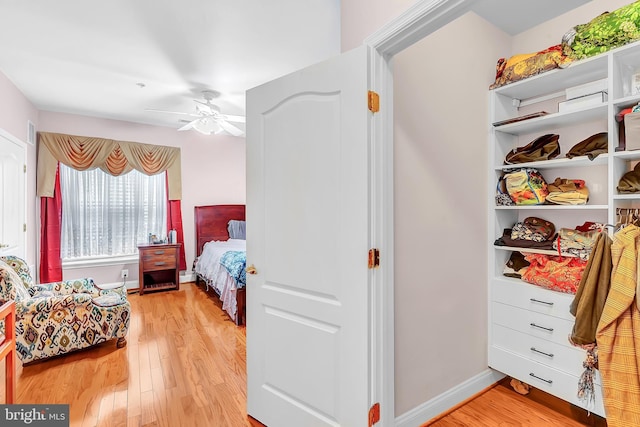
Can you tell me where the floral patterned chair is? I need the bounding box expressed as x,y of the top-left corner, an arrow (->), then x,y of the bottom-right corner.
0,255 -> 130,364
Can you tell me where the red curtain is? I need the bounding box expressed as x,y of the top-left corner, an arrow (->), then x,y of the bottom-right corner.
166,173 -> 186,271
39,164 -> 63,283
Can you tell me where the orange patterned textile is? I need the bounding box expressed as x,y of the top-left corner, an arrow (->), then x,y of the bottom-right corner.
520,253 -> 587,294
490,44 -> 573,89
596,225 -> 640,426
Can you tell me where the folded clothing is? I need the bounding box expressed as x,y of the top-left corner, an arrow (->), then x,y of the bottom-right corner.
566,132 -> 608,160
504,133 -> 560,164
521,253 -> 587,294
503,251 -> 530,279
552,228 -> 600,260
495,228 -> 555,251
546,178 -> 589,205
618,163 -> 640,193
510,217 -> 556,242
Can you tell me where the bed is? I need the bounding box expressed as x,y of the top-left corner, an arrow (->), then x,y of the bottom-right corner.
193,204 -> 247,325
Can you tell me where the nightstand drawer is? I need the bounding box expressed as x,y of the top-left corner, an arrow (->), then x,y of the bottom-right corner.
142,250 -> 177,271
142,254 -> 176,271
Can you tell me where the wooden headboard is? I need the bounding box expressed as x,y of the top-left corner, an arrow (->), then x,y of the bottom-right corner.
194,204 -> 246,257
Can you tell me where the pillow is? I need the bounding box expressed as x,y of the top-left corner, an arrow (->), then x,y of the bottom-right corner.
228,220 -> 246,240
0,259 -> 31,303
0,255 -> 33,288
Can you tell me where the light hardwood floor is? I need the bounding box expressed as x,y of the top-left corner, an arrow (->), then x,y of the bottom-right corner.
425,383 -> 606,427
0,282 -> 605,427
1,282 -> 264,427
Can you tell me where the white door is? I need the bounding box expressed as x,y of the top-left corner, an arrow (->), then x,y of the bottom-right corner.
246,46 -> 373,426
0,130 -> 26,259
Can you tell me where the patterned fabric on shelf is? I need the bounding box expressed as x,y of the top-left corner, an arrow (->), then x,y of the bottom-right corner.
0,256 -> 130,363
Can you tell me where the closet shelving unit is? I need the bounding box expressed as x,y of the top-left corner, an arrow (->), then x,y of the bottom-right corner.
488,40 -> 640,418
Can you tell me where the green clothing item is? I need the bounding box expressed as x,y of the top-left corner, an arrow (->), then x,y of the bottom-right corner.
563,1 -> 640,60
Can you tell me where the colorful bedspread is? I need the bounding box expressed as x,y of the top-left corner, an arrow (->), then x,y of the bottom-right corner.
220,250 -> 247,288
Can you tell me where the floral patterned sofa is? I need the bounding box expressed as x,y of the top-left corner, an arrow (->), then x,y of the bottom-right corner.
0,255 -> 130,363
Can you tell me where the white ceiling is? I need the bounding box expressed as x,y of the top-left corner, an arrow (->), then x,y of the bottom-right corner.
0,0 -> 592,135
0,0 -> 340,133
470,0 -> 592,36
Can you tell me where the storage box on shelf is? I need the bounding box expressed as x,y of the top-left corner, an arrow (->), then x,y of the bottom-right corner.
565,78 -> 608,100
558,91 -> 607,113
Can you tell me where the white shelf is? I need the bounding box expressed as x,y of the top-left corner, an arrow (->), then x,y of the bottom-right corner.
493,55 -> 608,101
493,104 -> 607,135
496,154 -> 608,171
495,204 -> 608,210
612,150 -> 640,161
613,194 -> 640,200
494,245 -> 578,258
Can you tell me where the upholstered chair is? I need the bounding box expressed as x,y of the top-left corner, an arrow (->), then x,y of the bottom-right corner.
0,256 -> 130,364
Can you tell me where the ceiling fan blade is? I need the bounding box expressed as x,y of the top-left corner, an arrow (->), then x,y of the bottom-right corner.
219,120 -> 245,136
146,108 -> 198,117
220,114 -> 245,123
178,118 -> 201,131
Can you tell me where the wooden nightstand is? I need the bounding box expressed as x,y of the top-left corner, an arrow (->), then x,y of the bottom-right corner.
137,243 -> 181,295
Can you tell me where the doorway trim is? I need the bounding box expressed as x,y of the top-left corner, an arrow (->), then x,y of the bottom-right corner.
0,127 -> 28,260
363,1 -> 478,425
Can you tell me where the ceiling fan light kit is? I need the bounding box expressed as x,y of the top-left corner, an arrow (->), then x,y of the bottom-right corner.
187,118 -> 224,135
145,90 -> 245,137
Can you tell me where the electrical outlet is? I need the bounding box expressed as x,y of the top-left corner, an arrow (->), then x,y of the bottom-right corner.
121,269 -> 128,279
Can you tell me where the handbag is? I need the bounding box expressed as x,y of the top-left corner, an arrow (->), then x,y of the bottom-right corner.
504,168 -> 549,205
504,134 -> 560,165
495,176 -> 515,206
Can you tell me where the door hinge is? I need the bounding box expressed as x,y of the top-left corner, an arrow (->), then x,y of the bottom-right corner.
368,90 -> 379,113
368,248 -> 380,269
368,402 -> 380,426
23,164 -> 26,173
23,223 -> 26,232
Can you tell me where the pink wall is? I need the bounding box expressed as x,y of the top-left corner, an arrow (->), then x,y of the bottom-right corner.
0,71 -> 39,268
340,0 -> 413,52
37,112 -> 246,285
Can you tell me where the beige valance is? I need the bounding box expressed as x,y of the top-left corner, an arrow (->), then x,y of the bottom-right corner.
36,132 -> 182,200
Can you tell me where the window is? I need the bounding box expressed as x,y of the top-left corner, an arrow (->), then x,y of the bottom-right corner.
59,164 -> 166,260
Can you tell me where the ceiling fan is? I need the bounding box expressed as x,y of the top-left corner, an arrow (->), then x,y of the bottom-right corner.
146,90 -> 246,136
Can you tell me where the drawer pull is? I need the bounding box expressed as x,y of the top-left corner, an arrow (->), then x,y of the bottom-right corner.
529,298 -> 554,306
529,373 -> 553,384
530,347 -> 554,358
155,250 -> 165,255
154,262 -> 166,266
530,323 -> 554,332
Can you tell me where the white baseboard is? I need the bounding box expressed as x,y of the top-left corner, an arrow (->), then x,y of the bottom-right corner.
395,369 -> 505,427
180,272 -> 195,283
97,280 -> 139,291
105,272 -> 195,292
